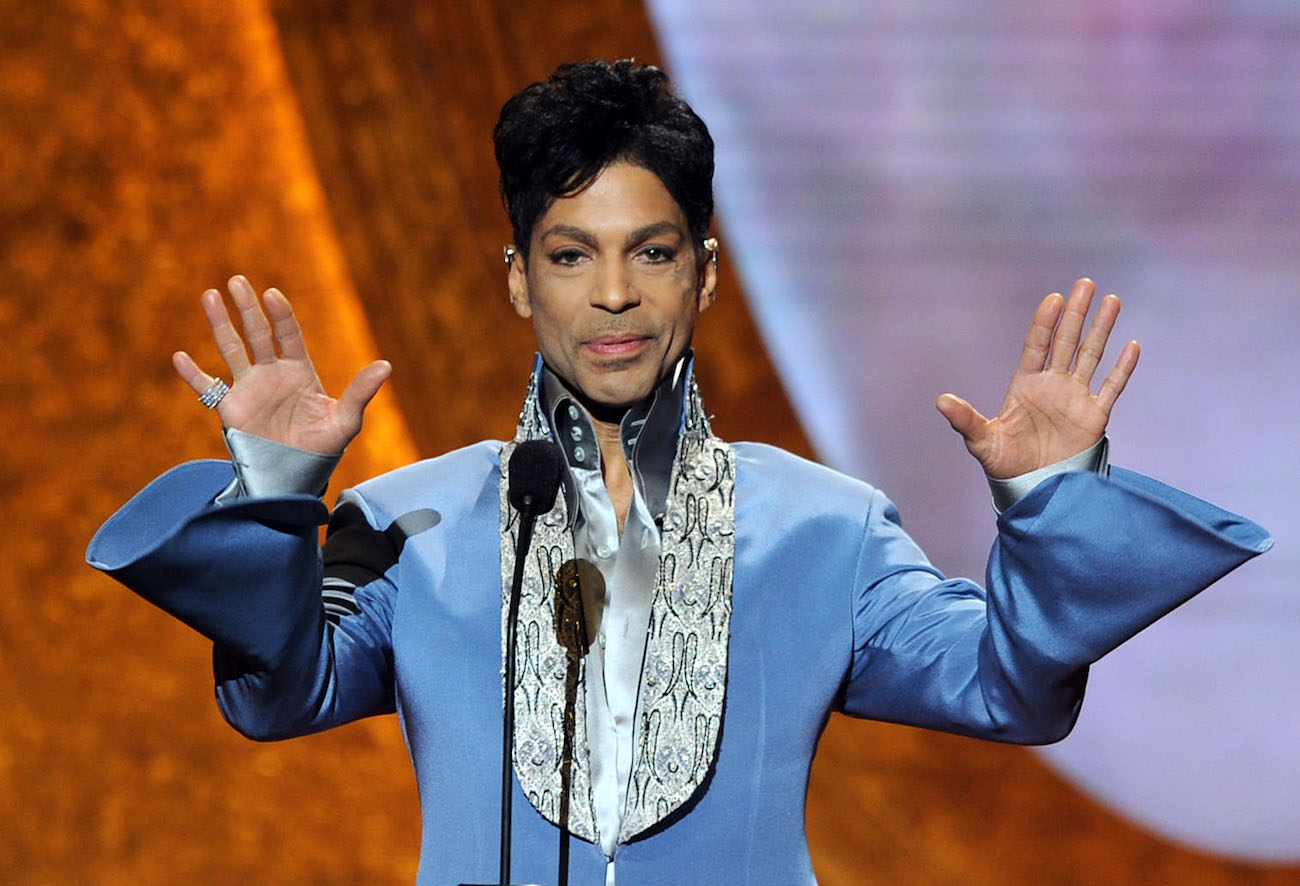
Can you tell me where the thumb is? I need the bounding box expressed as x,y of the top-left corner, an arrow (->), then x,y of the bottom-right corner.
339,360 -> 393,423
935,393 -> 988,444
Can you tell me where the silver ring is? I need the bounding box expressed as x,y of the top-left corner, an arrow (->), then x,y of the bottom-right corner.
198,378 -> 230,409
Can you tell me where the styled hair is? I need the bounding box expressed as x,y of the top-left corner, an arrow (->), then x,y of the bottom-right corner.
493,59 -> 715,259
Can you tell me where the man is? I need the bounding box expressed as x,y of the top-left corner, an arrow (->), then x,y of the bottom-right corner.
88,60 -> 1270,885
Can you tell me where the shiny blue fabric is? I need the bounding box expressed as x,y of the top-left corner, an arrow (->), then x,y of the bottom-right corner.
87,443 -> 1270,885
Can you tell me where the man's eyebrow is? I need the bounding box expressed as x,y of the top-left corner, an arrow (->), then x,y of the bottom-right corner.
537,225 -> 598,249
626,221 -> 685,247
537,221 -> 686,250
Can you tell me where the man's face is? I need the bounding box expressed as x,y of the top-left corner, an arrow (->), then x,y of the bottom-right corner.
507,161 -> 717,412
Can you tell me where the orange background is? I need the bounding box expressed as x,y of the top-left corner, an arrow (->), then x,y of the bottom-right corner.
1,1 -> 1295,882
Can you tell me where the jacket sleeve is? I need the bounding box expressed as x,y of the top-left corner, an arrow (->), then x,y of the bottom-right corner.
841,467 -> 1272,744
86,460 -> 400,740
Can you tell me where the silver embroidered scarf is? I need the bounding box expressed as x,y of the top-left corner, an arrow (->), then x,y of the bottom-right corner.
498,367 -> 736,844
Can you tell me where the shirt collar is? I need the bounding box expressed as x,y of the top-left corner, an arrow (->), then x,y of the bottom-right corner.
538,353 -> 692,525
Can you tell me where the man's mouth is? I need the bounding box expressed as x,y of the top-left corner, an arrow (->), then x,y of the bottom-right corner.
583,334 -> 650,357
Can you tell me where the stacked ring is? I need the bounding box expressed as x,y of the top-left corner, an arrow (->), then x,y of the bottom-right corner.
198,378 -> 230,409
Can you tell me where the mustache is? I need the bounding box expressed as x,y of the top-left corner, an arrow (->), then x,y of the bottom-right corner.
580,324 -> 654,342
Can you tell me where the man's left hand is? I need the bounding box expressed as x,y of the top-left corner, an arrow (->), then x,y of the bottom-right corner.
936,278 -> 1140,479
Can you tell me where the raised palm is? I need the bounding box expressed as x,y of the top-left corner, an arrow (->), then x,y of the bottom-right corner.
936,278 -> 1140,479
173,276 -> 390,455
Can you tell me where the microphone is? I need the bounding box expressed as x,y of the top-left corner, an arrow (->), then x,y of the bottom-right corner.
508,440 -> 564,516
489,440 -> 564,886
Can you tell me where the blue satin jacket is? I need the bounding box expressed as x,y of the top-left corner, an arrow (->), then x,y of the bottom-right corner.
87,442 -> 1270,885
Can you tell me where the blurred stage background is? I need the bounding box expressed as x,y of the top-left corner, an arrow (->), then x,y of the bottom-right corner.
1,1 -> 1294,883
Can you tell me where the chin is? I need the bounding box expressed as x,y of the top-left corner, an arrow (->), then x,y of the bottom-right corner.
578,376 -> 657,413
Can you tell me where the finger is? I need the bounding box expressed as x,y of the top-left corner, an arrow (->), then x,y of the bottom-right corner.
228,275 -> 277,364
1096,340 -> 1141,413
1073,293 -> 1121,384
1047,278 -> 1095,371
172,350 -> 212,394
935,393 -> 989,444
263,287 -> 309,361
338,360 -> 393,423
1012,293 -> 1063,382
200,288 -> 251,377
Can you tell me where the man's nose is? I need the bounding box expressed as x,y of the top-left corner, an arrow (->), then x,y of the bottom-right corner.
590,260 -> 641,312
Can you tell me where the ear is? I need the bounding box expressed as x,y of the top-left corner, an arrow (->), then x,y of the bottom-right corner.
506,247 -> 532,319
696,239 -> 719,312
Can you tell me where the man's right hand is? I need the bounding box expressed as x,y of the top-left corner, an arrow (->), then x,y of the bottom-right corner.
172,275 -> 391,455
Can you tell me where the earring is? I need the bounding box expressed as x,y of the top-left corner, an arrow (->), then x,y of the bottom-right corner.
702,237 -> 719,270
503,245 -> 517,266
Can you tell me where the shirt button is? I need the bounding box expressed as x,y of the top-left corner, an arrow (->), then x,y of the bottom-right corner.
569,425 -> 583,441
596,544 -> 613,559
567,404 -> 580,420
573,446 -> 586,463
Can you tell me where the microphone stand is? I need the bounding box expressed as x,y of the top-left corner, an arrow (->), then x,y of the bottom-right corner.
557,651 -> 578,886
462,510 -> 541,886
552,559 -> 594,886
500,498 -> 537,886
463,440 -> 561,886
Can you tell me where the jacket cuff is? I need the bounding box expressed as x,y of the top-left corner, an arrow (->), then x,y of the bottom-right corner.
86,460 -> 330,668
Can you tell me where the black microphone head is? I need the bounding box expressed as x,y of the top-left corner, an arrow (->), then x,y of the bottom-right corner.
507,439 -> 564,515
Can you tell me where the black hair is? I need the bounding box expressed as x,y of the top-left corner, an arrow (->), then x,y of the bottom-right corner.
493,59 -> 714,259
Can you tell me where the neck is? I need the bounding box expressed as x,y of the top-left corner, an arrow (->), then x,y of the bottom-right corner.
536,356 -> 693,534
590,413 -> 633,533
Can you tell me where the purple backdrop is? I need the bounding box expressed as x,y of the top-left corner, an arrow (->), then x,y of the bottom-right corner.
649,0 -> 1299,861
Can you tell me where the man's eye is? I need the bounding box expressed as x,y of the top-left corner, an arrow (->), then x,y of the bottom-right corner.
640,246 -> 676,263
550,249 -> 585,266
